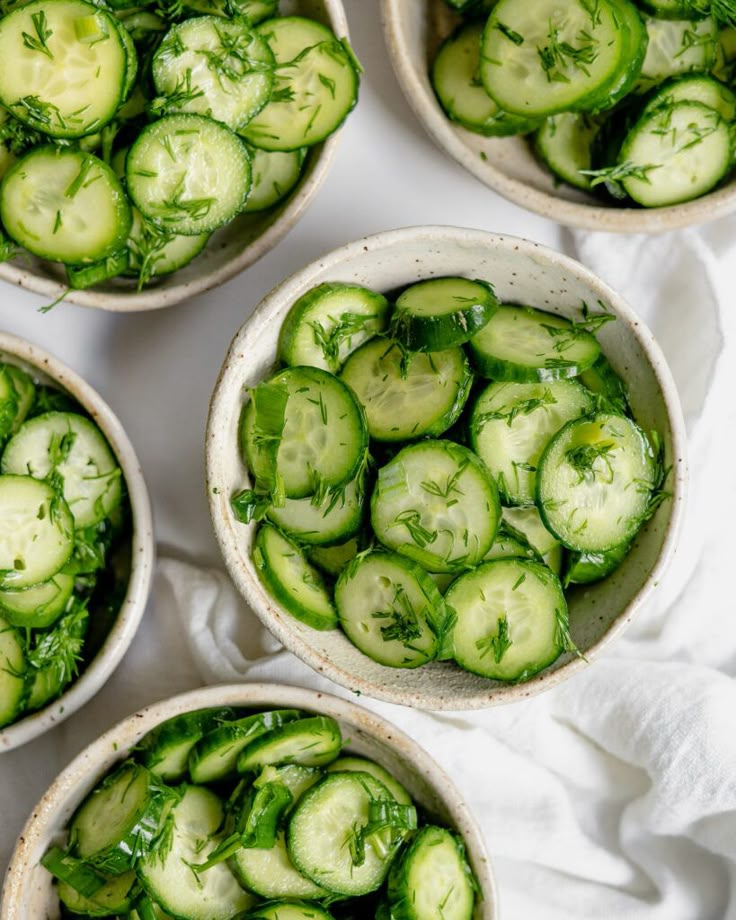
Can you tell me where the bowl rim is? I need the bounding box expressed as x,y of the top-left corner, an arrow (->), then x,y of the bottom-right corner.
0,0 -> 350,312
379,0 -> 736,234
0,332 -> 155,750
206,224 -> 689,710
0,681 -> 498,920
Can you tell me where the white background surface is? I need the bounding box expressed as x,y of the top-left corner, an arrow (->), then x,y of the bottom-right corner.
2,3 -> 736,916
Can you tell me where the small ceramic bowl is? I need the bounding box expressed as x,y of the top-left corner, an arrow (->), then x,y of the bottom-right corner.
0,0 -> 351,312
207,225 -> 687,710
0,682 -> 497,919
0,333 -> 154,750
381,0 -> 736,233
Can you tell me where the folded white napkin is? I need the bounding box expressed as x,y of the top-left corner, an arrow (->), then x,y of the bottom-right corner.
2,220 -> 734,920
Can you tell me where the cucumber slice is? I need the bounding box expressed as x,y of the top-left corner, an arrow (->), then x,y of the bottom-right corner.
242,146 -> 306,213
432,22 -> 539,137
0,475 -> 74,589
616,101 -> 731,206
278,283 -> 390,374
370,441 -> 500,573
181,0 -> 276,22
126,114 -> 251,235
470,379 -> 593,505
139,786 -> 255,920
58,870 -> 137,917
231,832 -> 329,900
483,529 -> 537,562
564,541 -> 630,586
69,762 -> 174,873
236,715 -> 342,772
241,366 -> 367,500
254,525 -> 338,631
636,0 -> 694,15
447,558 -> 567,681
537,412 -> 657,553
254,763 -> 322,804
308,535 -> 361,576
501,505 -> 560,558
0,0 -> 129,138
579,354 -> 629,414
241,17 -> 359,151
246,902 -> 336,920
642,73 -> 736,122
637,16 -> 717,91
0,617 -> 26,727
25,599 -> 89,711
480,0 -> 632,117
126,208 -> 210,287
189,709 -> 302,784
0,363 -> 35,443
266,476 -> 364,546
152,17 -> 274,130
0,147 -> 132,263
340,340 -> 472,443
0,572 -> 75,629
67,250 -> 130,291
387,826 -> 475,920
468,304 -> 600,382
2,412 -> 122,528
392,277 -> 499,351
334,551 -> 446,668
137,707 -> 237,781
535,113 -> 602,191
287,772 -> 395,897
327,757 -> 413,806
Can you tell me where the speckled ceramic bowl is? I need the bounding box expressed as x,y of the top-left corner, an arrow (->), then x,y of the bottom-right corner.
206,226 -> 687,709
0,333 -> 154,750
0,0 -> 351,312
0,683 -> 497,919
381,0 -> 736,233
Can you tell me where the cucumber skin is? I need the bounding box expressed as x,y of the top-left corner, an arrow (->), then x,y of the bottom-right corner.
391,287 -> 499,352
236,715 -> 342,772
564,542 -> 630,586
136,707 -> 237,779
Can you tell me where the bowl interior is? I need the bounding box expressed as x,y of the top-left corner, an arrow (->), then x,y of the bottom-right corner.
381,0 -> 736,233
0,334 -> 154,750
0,0 -> 347,311
0,684 -> 496,919
207,227 -> 687,710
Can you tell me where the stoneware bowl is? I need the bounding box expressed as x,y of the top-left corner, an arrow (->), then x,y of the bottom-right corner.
0,0 -> 351,312
206,225 -> 688,710
0,682 -> 497,919
381,0 -> 736,233
0,333 -> 154,750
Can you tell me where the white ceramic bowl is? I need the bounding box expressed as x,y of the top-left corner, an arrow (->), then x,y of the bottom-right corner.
381,0 -> 736,233
0,682 -> 497,919
0,0 -> 351,312
207,226 -> 688,710
0,333 -> 154,750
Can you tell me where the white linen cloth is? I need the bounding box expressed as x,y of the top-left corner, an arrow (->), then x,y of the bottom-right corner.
2,220 -> 736,920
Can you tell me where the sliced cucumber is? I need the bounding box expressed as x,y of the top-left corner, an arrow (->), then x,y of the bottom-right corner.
152,17 -> 274,130
126,208 -> 210,287
254,525 -> 338,631
501,505 -> 560,558
236,715 -> 342,772
246,901 -> 336,920
308,535 -> 361,576
189,709 -> 302,784
241,17 -> 359,150
0,475 -> 74,589
241,366 -> 367,500
0,617 -> 26,727
579,354 -> 629,414
387,826 -> 475,920
231,831 -> 329,900
335,550 -> 446,668
432,22 -> 539,137
242,146 -> 306,212
67,250 -> 130,291
288,772 -> 395,897
637,15 -> 717,91
2,411 -> 122,528
137,707 -> 236,781
0,0 -> 129,138
642,73 -> 736,122
25,599 -> 89,710
278,283 -> 390,374
370,441 -> 500,573
340,339 -> 472,443
392,277 -> 499,351
0,363 -> 35,443
126,114 -> 251,235
564,541 -> 630,586
327,757 -> 413,806
447,558 -> 567,681
266,476 -> 364,546
470,379 -> 593,506
0,147 -> 132,263
535,113 -> 602,191
468,303 -> 600,382
483,529 -> 537,562
58,870 -> 137,917
537,412 -> 657,553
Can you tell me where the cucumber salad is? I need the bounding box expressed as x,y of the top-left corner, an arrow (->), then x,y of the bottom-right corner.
230,277 -> 670,684
40,705 -> 480,920
0,0 -> 360,291
433,0 -> 736,208
0,360 -> 129,728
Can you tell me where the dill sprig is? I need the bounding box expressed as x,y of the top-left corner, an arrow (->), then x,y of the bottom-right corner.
580,161 -> 661,194
21,11 -> 54,58
537,22 -> 599,84
475,614 -> 513,664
